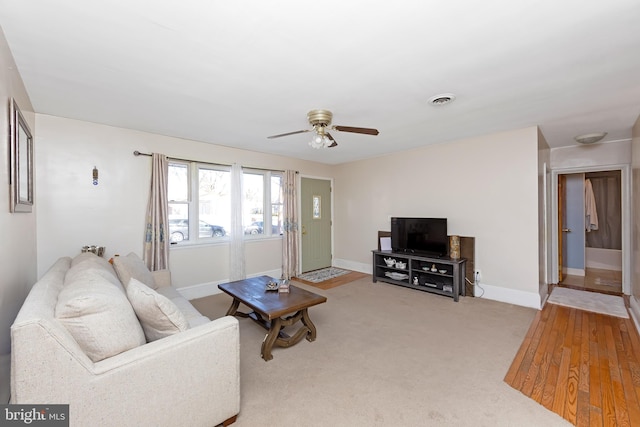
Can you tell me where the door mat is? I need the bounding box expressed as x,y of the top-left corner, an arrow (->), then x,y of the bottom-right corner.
297,267 -> 350,283
548,287 -> 628,318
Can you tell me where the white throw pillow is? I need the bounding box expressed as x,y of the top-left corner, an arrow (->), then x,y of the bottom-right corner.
66,253 -> 123,291
126,278 -> 189,342
112,252 -> 157,290
56,275 -> 146,362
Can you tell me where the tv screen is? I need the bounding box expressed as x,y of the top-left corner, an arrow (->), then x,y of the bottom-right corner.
391,217 -> 448,257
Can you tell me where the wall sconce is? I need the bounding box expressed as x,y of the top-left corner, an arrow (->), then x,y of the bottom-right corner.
93,166 -> 99,185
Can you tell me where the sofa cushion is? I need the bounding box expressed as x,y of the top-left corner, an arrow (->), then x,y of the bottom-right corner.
155,286 -> 211,327
112,252 -> 158,290
55,274 -> 146,362
126,278 -> 189,342
66,252 -> 123,291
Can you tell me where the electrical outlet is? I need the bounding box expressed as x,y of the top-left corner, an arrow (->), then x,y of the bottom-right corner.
474,270 -> 481,284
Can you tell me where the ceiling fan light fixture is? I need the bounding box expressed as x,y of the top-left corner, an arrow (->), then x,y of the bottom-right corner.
309,127 -> 331,149
428,93 -> 456,106
309,134 -> 332,149
268,109 -> 378,149
574,132 -> 607,144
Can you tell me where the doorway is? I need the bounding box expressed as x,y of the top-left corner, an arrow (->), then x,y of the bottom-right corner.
552,166 -> 628,295
300,177 -> 332,273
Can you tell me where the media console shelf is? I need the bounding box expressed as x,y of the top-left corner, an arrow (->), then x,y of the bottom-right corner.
372,250 -> 467,302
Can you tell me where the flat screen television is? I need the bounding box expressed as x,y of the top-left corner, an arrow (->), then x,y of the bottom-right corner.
391,217 -> 448,257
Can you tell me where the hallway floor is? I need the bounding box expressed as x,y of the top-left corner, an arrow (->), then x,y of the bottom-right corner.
560,268 -> 622,296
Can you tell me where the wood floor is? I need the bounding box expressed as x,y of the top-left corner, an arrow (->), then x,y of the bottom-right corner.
504,299 -> 640,426
561,267 -> 623,296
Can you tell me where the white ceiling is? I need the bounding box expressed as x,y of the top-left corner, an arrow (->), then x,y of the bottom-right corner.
1,1 -> 639,165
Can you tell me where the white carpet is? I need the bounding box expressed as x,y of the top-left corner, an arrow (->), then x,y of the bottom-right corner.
548,287 -> 628,318
297,267 -> 349,283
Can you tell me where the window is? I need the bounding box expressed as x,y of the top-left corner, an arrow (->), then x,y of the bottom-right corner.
168,161 -> 282,244
242,170 -> 283,237
168,162 -> 231,244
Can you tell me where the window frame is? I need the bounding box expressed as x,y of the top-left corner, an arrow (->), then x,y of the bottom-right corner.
242,168 -> 283,240
167,161 -> 282,247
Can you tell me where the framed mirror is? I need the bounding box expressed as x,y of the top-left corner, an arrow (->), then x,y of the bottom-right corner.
9,98 -> 33,213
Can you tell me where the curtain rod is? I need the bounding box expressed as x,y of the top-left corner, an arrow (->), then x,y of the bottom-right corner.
133,150 -> 293,173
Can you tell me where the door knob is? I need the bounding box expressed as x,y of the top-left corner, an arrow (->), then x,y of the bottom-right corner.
562,228 -> 572,233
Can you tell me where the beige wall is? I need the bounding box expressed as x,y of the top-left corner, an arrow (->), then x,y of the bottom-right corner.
0,27 -> 36,401
35,114 -> 333,289
332,127 -> 542,307
631,115 -> 640,328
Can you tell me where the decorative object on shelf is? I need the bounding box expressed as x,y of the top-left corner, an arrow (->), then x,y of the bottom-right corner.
379,236 -> 392,251
395,261 -> 406,269
82,246 -> 106,257
431,264 -> 437,272
413,277 -> 419,285
439,269 -> 447,274
9,98 -> 34,213
385,271 -> 409,280
384,257 -> 396,267
265,280 -> 279,291
278,279 -> 290,293
449,235 -> 460,259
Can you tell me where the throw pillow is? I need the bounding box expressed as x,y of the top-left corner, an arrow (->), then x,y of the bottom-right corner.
66,253 -> 123,291
56,274 -> 146,362
126,278 -> 189,342
112,252 -> 158,290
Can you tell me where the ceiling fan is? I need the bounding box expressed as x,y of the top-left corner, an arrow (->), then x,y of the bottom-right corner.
267,109 -> 379,149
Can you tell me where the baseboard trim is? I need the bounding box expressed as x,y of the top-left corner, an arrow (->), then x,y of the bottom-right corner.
178,269 -> 282,300
333,258 -> 370,274
474,282 -> 542,309
564,267 -> 585,277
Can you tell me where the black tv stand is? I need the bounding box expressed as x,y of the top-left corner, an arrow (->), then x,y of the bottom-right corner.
372,250 -> 466,301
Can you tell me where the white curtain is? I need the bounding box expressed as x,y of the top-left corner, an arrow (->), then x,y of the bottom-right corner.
143,153 -> 169,271
282,170 -> 299,280
229,163 -> 245,281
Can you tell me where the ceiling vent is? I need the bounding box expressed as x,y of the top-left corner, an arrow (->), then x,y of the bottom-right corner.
428,93 -> 456,106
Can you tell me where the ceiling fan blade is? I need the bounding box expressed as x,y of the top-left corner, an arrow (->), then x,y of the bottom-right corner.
333,125 -> 379,136
326,132 -> 338,148
267,129 -> 310,139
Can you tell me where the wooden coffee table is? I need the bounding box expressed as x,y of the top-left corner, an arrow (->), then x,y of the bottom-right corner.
218,276 -> 327,361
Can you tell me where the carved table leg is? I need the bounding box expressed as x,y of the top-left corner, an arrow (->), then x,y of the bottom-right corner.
226,298 -> 250,318
261,317 -> 283,361
225,299 -> 240,316
301,308 -> 317,342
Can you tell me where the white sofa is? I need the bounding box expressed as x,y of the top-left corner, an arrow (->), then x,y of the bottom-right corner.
10,253 -> 240,427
